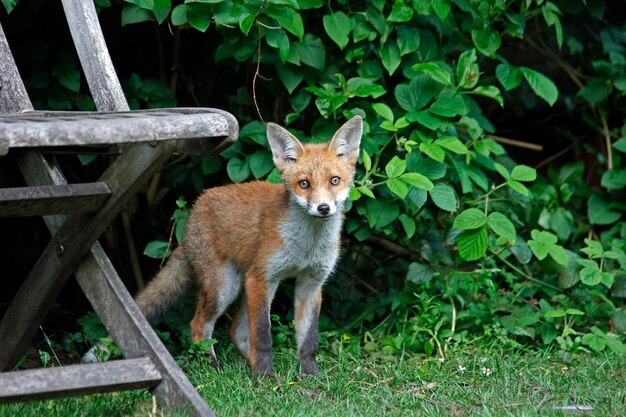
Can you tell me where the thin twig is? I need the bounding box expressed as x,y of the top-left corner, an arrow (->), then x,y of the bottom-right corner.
366,235 -> 421,260
526,35 -> 585,90
161,219 -> 176,268
251,0 -> 268,121
122,210 -> 144,290
600,111 -> 612,170
535,143 -> 574,169
457,127 -> 543,151
489,248 -> 562,291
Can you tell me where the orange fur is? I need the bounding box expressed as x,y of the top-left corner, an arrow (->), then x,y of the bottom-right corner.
133,116 -> 363,376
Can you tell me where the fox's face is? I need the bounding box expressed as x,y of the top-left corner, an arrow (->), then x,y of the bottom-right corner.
267,116 -> 363,219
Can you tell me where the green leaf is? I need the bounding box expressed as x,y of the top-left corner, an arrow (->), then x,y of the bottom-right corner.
613,137 -> 626,153
398,214 -> 417,238
453,208 -> 487,230
528,239 -> 548,261
385,156 -> 406,178
400,173 -> 434,191
388,1 -> 413,22
520,67 -> 559,106
601,169 -> 626,190
151,0 -> 171,24
411,63 -> 451,86
171,4 -> 189,25
457,225 -> 488,261
579,77 -> 611,106
357,186 -> 375,199
496,63 -> 523,91
471,28 -> 501,57
266,28 -> 291,62
249,151 -> 274,179
226,157 -> 250,183
588,193 -> 621,225
429,94 -> 468,117
456,48 -> 479,89
419,143 -> 445,162
323,12 -> 351,49
380,41 -> 401,75
507,180 -> 529,196
373,103 -> 394,122
239,13 -> 256,35
430,0 -> 451,21
408,111 -> 445,130
407,153 -> 446,180
429,182 -> 457,212
582,333 -> 606,352
386,178 -> 409,199
143,240 -> 171,259
511,164 -> 537,182
187,4 -> 213,32
547,244 -> 569,266
488,212 -> 516,243
52,54 -> 80,93
276,63 -> 304,94
362,150 -> 372,171
434,136 -> 468,154
467,86 -> 503,107
297,35 -> 326,71
267,6 -> 304,39
396,26 -> 421,56
1,0 -> 18,13
494,163 -> 510,180
394,75 -> 436,112
407,262 -> 433,283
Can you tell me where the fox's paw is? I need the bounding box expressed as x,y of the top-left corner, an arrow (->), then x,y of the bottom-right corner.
300,358 -> 319,375
251,364 -> 274,379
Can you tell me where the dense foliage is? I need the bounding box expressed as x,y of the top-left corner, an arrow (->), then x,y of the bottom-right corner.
2,0 -> 625,359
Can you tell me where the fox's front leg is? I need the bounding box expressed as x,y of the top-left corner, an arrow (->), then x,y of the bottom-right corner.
245,269 -> 279,377
294,276 -> 324,375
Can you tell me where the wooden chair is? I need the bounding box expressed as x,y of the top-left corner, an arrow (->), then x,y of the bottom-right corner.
0,1 -> 238,415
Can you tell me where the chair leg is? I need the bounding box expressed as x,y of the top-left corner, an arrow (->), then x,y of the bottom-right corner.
0,142 -> 172,371
5,148 -> 215,416
77,244 -> 215,416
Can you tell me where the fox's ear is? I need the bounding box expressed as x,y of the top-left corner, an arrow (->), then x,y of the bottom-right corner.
267,123 -> 306,170
328,115 -> 363,163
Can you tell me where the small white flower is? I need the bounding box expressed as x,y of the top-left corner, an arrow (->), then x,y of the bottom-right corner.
480,367 -> 492,376
457,364 -> 466,374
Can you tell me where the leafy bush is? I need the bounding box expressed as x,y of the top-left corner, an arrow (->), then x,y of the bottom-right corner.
3,0 -> 625,357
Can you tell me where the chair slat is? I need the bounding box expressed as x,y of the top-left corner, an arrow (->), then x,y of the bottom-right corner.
0,183 -> 111,217
1,109 -> 238,151
0,357 -> 161,403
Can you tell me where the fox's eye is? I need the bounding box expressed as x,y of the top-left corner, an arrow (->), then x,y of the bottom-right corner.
299,180 -> 310,189
330,176 -> 340,185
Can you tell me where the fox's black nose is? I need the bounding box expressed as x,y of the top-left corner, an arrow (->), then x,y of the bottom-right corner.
317,204 -> 331,215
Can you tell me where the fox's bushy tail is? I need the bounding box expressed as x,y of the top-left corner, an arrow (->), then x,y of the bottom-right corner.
135,246 -> 193,323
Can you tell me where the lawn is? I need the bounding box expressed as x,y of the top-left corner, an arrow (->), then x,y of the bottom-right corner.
1,341 -> 624,417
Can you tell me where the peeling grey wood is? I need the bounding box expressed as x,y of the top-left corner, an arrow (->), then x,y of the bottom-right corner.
14,150 -> 216,417
0,357 -> 161,403
1,109 -> 236,150
0,23 -> 33,114
61,0 -> 128,112
0,182 -> 111,217
78,245 -> 216,416
16,151 -> 69,232
0,141 -> 174,372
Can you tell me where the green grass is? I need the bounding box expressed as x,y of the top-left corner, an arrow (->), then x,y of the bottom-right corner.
1,343 -> 625,417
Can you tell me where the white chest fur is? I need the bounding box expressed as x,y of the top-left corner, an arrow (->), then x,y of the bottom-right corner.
265,204 -> 342,282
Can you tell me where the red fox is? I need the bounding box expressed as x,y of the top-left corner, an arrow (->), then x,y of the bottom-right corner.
134,116 -> 362,376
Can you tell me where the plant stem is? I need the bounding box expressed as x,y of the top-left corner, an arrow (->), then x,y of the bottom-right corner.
488,248 -> 562,292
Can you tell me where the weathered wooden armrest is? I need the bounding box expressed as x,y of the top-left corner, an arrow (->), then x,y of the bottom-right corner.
0,108 -> 238,156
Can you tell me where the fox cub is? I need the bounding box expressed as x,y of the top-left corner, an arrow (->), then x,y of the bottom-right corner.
134,116 -> 362,376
